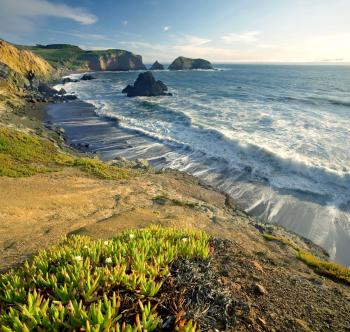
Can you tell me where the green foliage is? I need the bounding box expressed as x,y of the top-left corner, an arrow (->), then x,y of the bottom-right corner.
0,127 -> 62,176
0,127 -> 131,179
18,44 -> 86,70
263,232 -> 350,284
70,158 -> 131,180
0,226 -> 209,331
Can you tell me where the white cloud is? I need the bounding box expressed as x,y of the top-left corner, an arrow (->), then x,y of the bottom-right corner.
176,34 -> 211,46
122,20 -> 128,26
48,30 -> 108,41
0,0 -> 97,36
164,26 -> 171,32
221,31 -> 261,44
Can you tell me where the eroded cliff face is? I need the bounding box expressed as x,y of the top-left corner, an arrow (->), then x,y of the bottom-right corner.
78,50 -> 146,71
0,40 -> 54,112
0,40 -> 53,79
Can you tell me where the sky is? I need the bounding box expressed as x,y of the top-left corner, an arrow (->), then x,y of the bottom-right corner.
1,0 -> 350,63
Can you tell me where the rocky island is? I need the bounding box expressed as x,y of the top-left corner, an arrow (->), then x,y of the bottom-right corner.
168,56 -> 213,70
122,71 -> 172,97
150,60 -> 165,70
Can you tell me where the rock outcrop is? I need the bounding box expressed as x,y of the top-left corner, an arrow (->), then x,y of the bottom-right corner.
122,71 -> 172,97
62,77 -> 78,84
168,56 -> 213,70
80,74 -> 96,81
150,61 -> 164,70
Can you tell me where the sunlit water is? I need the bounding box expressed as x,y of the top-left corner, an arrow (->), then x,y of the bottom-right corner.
54,64 -> 350,265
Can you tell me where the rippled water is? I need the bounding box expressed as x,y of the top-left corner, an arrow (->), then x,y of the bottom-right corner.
55,64 -> 350,265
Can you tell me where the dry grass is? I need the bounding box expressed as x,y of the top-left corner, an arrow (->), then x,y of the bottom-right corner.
263,232 -> 350,284
296,250 -> 350,284
0,40 -> 53,78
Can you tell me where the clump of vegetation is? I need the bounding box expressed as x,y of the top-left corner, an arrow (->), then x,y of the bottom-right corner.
263,232 -> 350,284
0,127 -> 130,179
296,250 -> 350,284
153,194 -> 198,209
69,158 -> 131,180
0,226 -> 209,331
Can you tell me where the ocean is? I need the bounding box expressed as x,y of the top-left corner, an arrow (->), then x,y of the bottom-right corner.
53,64 -> 350,266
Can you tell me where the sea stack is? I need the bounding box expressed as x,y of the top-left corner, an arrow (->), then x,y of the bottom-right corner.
122,71 -> 172,97
150,61 -> 164,70
168,56 -> 213,70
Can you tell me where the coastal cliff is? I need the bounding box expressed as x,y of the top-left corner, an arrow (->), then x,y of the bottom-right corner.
168,56 -> 213,70
19,43 -> 147,71
0,40 -> 53,80
79,49 -> 146,71
0,40 -> 54,113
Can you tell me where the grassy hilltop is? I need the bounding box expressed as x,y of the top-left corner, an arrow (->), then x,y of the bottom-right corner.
18,44 -> 146,71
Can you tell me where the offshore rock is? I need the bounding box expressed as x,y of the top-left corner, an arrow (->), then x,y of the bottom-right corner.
122,71 -> 172,97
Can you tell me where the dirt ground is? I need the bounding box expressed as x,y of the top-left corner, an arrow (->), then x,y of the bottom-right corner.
1,168 -> 350,331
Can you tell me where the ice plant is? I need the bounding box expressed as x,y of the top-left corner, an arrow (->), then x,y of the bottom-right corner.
0,226 -> 208,331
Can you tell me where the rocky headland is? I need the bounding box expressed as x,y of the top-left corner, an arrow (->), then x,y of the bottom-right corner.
150,60 -> 165,70
18,43 -> 147,71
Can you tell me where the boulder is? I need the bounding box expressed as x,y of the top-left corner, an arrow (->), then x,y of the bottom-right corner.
122,71 -> 172,97
121,85 -> 133,94
57,88 -> 66,95
37,83 -> 59,97
62,77 -> 78,84
62,94 -> 78,101
80,74 -> 96,80
168,56 -> 213,70
150,61 -> 164,70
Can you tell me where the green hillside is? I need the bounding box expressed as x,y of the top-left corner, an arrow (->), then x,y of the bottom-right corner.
17,44 -> 86,70
17,44 -> 146,71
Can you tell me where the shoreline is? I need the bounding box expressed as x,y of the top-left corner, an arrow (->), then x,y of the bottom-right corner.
44,98 -> 332,262
51,70 -> 350,267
